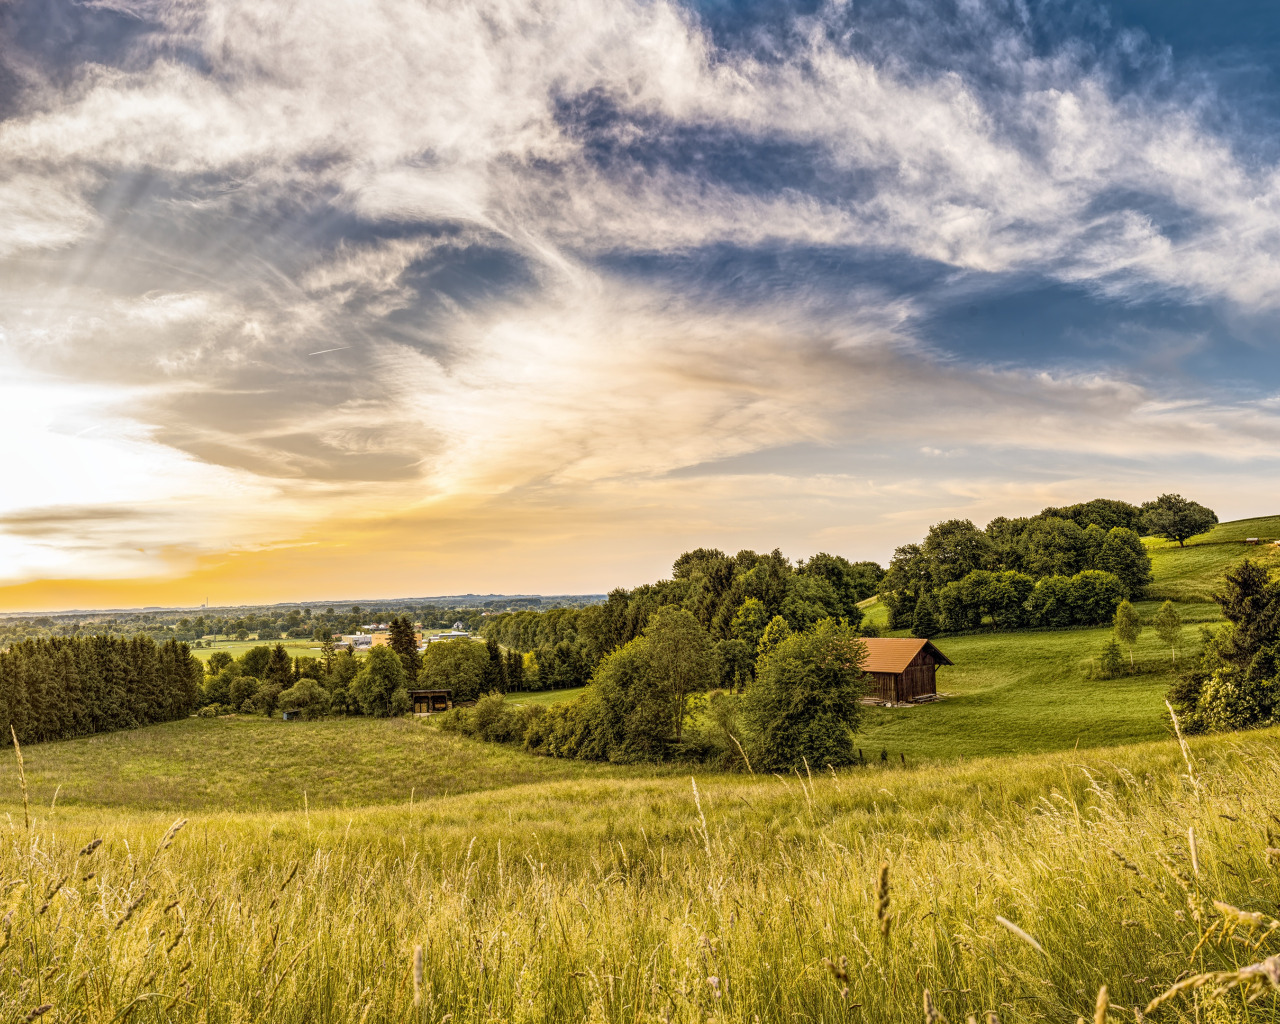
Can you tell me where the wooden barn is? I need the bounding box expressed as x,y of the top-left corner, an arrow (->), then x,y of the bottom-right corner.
861,638 -> 952,704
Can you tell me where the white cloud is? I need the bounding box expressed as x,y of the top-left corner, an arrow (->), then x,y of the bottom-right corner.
2,0 -> 1280,590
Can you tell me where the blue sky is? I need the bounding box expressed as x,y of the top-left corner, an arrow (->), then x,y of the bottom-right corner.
0,0 -> 1277,607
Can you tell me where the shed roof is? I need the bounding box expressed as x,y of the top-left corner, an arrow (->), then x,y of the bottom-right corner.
860,637 -> 953,674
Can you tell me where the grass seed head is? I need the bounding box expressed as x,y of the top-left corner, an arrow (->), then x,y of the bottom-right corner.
923,988 -> 943,1023
413,944 -> 424,1006
1094,984 -> 1109,1024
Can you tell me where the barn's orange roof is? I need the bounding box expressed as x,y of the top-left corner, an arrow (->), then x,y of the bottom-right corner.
860,637 -> 953,674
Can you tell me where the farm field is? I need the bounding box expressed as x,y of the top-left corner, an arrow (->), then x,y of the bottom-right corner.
4,722 -> 1279,1023
5,715 -> 656,813
192,637 -> 324,662
506,685 -> 588,706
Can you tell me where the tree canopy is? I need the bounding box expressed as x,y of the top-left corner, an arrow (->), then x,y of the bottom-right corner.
1140,494 -> 1218,547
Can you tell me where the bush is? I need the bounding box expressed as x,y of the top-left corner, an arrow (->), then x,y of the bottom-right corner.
1195,667 -> 1279,732
742,618 -> 868,771
1098,638 -> 1126,679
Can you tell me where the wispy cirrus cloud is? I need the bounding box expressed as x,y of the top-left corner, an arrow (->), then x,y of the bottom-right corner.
1,0 -> 1279,604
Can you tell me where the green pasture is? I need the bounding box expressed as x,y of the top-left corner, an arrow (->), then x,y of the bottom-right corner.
1144,514 -> 1280,601
505,686 -> 587,706
192,637 -> 326,662
855,621 -> 1195,762
9,714 -> 652,813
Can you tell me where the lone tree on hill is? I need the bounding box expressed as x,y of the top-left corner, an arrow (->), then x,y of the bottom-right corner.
1140,494 -> 1218,547
1152,600 -> 1183,665
1113,599 -> 1143,668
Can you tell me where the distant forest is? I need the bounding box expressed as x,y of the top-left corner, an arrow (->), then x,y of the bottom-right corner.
0,596 -> 596,649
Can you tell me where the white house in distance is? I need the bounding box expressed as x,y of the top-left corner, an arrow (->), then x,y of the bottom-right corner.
426,630 -> 471,645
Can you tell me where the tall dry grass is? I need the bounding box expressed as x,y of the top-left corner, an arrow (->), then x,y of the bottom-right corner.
4,729 -> 1280,1022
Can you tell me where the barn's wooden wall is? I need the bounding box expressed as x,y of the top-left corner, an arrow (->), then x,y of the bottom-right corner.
867,651 -> 938,703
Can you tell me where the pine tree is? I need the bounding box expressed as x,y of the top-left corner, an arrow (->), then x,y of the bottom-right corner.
912,593 -> 940,638
483,638 -> 507,693
1099,637 -> 1126,679
388,616 -> 421,678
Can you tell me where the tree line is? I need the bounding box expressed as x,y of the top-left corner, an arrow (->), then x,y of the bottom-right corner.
0,635 -> 202,745
881,494 -> 1215,635
443,609 -> 869,770
480,549 -> 884,693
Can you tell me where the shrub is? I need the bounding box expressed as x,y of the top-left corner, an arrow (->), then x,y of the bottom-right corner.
1195,667 -> 1280,732
1099,638 -> 1126,679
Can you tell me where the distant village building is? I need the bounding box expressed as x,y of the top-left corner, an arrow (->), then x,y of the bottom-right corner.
427,630 -> 471,644
452,621 -> 467,631
860,638 -> 952,704
339,633 -> 373,650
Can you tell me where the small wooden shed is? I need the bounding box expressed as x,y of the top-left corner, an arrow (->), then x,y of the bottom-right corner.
409,689 -> 453,715
861,638 -> 952,704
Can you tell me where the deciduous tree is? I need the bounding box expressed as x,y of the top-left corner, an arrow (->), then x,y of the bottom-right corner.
1140,494 -> 1218,547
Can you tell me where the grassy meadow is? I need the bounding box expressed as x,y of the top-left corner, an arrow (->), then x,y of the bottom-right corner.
3,514 -> 1279,1022
4,726 -> 1280,1022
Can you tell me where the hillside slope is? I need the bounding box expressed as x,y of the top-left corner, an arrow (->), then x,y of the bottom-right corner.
4,724 -> 1279,1024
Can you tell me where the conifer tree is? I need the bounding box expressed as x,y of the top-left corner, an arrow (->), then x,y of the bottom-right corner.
388,615 -> 421,678
911,593 -> 940,638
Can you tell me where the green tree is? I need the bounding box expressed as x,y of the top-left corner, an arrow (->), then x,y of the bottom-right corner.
1140,494 -> 1218,547
387,615 -> 421,677
206,651 -> 234,676
350,645 -> 407,717
911,592 -> 940,638
265,643 -> 294,690
714,637 -> 754,692
1097,527 -> 1153,598
419,638 -> 489,702
643,606 -> 714,742
757,615 -> 792,660
1113,599 -> 1143,668
239,645 -> 271,679
319,635 -> 336,675
1098,638 -> 1126,679
921,519 -> 994,587
797,552 -> 873,620
229,674 -> 261,711
742,618 -> 868,771
277,677 -> 330,719
483,637 -> 507,692
1152,600 -> 1183,665
730,598 -> 769,650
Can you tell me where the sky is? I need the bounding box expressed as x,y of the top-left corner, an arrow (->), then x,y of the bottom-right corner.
1,0 -> 1279,611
